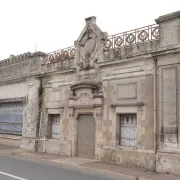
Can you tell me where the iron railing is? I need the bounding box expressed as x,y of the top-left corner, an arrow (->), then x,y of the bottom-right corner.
104,24 -> 159,50
44,46 -> 75,64
43,24 -> 159,64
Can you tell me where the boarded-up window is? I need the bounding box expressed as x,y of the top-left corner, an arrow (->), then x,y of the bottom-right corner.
0,102 -> 23,136
48,114 -> 60,139
120,114 -> 136,147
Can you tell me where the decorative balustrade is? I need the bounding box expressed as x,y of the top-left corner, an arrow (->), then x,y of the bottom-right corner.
0,24 -> 159,67
0,52 -> 46,67
104,24 -> 159,50
43,24 -> 159,64
43,46 -> 75,64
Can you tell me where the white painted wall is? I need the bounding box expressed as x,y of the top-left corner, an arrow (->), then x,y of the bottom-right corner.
0,81 -> 28,99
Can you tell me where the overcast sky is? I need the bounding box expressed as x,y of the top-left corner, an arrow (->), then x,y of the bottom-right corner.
0,0 -> 179,60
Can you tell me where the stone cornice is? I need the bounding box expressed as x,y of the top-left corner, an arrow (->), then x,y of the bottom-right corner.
155,10 -> 180,23
100,44 -> 180,68
68,104 -> 102,109
0,51 -> 46,68
110,102 -> 144,108
152,45 -> 180,57
0,44 -> 180,85
0,77 -> 27,85
0,97 -> 26,103
70,82 -> 100,91
40,68 -> 75,77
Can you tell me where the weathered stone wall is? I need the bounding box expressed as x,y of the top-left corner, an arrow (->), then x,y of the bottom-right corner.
154,11 -> 180,175
101,147 -> 154,170
0,10 -> 180,175
37,72 -> 73,155
0,52 -> 45,148
0,82 -> 28,99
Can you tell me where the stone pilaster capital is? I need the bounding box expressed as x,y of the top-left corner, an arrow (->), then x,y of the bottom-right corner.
68,108 -> 75,117
93,107 -> 103,119
26,76 -> 40,88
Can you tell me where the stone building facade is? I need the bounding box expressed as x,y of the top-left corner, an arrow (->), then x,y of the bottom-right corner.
0,10 -> 180,175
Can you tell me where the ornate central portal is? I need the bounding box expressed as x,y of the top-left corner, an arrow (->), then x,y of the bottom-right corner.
77,114 -> 95,159
68,82 -> 103,159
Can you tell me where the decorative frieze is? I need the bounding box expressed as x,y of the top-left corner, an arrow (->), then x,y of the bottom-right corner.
77,72 -> 97,81
69,93 -> 94,107
41,59 -> 74,74
103,68 -> 113,77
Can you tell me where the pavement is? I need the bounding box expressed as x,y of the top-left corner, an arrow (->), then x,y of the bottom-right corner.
0,144 -> 179,180
0,154 -> 128,180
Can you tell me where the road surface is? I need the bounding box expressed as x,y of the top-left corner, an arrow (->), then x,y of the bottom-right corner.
0,154 -> 128,180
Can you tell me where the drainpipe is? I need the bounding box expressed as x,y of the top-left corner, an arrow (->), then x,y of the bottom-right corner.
39,111 -> 42,138
153,58 -> 157,171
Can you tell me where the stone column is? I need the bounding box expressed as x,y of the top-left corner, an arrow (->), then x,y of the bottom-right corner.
68,107 -> 76,157
93,107 -> 103,160
110,106 -> 116,146
21,77 -> 40,151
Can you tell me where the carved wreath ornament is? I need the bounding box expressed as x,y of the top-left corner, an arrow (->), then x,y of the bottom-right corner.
78,26 -> 98,70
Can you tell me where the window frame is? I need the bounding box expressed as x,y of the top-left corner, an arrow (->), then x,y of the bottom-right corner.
48,114 -> 60,139
119,113 -> 137,147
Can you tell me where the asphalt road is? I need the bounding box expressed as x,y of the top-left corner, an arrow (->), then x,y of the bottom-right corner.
0,155 -> 128,180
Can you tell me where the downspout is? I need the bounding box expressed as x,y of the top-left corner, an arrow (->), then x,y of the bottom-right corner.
153,58 -> 157,171
38,80 -> 43,138
39,111 -> 42,138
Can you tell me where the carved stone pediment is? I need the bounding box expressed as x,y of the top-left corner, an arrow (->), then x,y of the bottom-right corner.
78,26 -> 98,68
75,17 -> 108,71
69,82 -> 103,108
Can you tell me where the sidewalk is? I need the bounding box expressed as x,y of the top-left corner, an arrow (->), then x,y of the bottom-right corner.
0,144 -> 179,180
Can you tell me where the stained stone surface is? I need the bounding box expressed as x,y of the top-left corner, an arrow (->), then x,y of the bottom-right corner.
0,11 -> 180,175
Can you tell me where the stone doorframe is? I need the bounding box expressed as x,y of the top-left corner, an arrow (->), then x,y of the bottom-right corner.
45,107 -> 64,140
68,82 -> 103,158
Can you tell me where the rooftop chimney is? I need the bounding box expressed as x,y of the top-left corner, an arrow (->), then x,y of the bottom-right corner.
85,16 -> 96,25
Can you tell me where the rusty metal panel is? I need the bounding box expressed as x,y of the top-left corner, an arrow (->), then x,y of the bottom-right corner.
0,102 -> 23,135
77,114 -> 95,159
120,114 -> 136,147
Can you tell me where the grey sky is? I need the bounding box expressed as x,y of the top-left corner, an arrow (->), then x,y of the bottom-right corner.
0,0 -> 179,60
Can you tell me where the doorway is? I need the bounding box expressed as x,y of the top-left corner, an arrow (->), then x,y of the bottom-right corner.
77,114 -> 95,159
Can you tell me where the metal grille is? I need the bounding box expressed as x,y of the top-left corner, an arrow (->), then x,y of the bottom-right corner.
0,102 -> 23,135
49,114 -> 60,139
104,24 -> 159,50
120,114 -> 136,147
43,46 -> 75,64
42,24 -> 159,65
